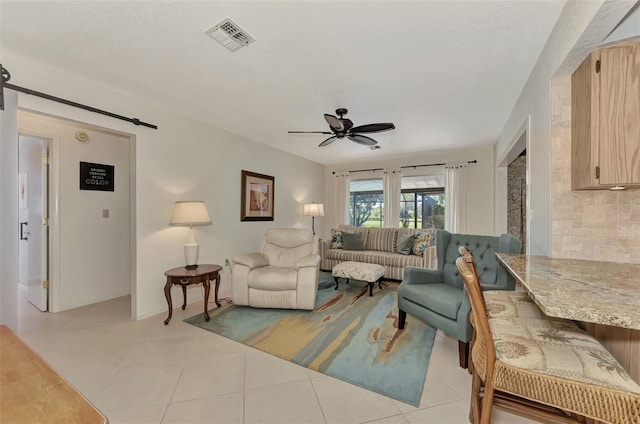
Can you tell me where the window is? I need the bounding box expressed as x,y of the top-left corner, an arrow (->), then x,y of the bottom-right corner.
349,179 -> 383,227
348,174 -> 445,229
399,175 -> 445,229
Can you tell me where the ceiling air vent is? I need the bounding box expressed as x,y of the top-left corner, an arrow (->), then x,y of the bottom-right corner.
205,18 -> 255,52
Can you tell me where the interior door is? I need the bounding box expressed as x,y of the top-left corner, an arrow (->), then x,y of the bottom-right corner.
19,135 -> 49,311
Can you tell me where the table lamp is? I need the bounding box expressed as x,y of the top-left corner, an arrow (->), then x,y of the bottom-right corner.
303,202 -> 324,235
170,201 -> 211,269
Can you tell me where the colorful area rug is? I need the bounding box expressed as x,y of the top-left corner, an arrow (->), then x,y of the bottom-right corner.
184,272 -> 436,406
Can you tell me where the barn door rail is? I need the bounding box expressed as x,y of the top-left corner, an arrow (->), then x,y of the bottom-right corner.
0,64 -> 157,130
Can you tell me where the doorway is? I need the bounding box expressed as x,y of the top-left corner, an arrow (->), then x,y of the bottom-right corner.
18,111 -> 132,314
507,150 -> 527,253
18,135 -> 50,312
496,115 -> 529,253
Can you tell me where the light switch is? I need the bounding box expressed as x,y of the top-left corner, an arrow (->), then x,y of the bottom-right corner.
102,209 -> 109,218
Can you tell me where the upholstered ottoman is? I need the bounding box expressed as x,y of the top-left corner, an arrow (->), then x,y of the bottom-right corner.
332,261 -> 386,296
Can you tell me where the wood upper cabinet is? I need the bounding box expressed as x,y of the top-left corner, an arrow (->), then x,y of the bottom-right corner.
571,38 -> 640,190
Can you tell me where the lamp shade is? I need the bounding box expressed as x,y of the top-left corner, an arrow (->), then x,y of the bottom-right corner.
170,201 -> 211,226
303,203 -> 325,217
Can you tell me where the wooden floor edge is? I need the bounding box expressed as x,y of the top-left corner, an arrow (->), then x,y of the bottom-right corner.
1,325 -> 109,423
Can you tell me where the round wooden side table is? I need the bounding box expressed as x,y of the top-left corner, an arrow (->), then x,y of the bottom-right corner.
163,264 -> 222,325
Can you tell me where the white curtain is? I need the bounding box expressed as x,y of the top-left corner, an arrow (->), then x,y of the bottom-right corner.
383,168 -> 401,228
333,171 -> 350,227
444,162 -> 469,233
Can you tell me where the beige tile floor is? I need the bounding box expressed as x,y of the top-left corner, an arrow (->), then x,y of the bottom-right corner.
14,295 -> 539,424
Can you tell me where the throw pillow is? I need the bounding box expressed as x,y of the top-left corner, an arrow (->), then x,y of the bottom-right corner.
330,228 -> 344,249
412,232 -> 431,256
396,234 -> 416,255
342,232 -> 365,251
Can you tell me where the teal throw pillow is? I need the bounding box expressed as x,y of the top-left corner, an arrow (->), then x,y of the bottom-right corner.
342,232 -> 364,251
330,228 -> 344,249
396,233 -> 416,255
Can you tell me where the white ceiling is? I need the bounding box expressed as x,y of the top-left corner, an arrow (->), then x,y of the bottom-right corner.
1,1 -> 567,165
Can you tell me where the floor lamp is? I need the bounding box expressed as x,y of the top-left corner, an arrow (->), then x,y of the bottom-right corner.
170,201 -> 212,269
303,202 -> 324,235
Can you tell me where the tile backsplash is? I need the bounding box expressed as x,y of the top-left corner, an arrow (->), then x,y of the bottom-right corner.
551,76 -> 640,264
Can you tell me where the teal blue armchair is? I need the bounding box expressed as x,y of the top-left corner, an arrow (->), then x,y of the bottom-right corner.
397,230 -> 521,368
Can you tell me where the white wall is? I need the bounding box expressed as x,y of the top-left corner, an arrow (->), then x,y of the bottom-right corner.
0,91 -> 19,329
323,147 -> 495,239
493,0 -> 636,255
19,113 -> 132,311
1,48 -> 325,320
604,3 -> 640,44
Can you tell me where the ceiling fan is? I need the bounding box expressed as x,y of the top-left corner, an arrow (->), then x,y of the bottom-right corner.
288,108 -> 395,147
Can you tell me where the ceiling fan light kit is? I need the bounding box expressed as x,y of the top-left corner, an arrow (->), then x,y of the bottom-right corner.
289,108 -> 395,147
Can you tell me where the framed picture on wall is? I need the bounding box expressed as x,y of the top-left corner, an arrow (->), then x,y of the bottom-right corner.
79,161 -> 115,192
241,170 -> 274,221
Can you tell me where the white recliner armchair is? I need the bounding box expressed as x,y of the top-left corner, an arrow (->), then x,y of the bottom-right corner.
231,228 -> 320,310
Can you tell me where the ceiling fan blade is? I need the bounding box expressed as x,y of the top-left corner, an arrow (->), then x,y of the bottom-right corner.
347,134 -> 377,146
349,123 -> 395,134
288,131 -> 333,134
324,114 -> 343,132
319,136 -> 338,147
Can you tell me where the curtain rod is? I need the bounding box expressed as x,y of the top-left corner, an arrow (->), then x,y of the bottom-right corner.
0,65 -> 158,129
333,160 -> 477,174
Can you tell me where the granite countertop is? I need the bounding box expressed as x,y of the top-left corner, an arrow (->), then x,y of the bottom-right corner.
496,254 -> 640,330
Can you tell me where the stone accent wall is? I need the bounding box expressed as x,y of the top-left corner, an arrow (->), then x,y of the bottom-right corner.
551,76 -> 640,264
507,155 -> 527,253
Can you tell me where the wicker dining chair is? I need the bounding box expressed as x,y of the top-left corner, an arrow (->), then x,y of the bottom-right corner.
458,245 -> 478,375
456,255 -> 640,424
457,245 -> 541,376
458,245 -> 475,269
459,245 -> 544,323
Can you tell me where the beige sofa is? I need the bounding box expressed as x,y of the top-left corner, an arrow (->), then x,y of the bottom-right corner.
320,224 -> 436,280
